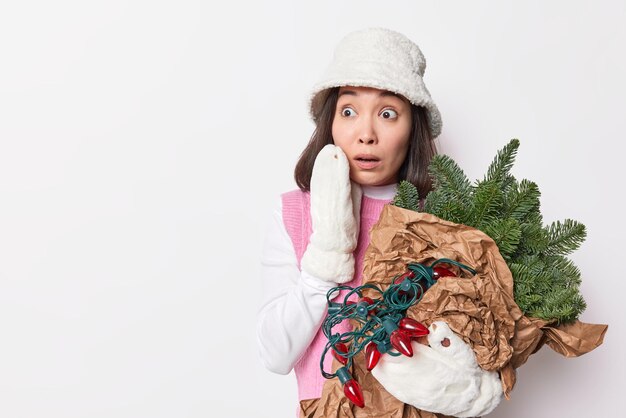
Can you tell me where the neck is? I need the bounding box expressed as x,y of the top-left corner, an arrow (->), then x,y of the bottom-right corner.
361,182 -> 398,200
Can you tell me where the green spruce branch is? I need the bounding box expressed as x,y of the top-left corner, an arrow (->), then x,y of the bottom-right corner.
392,139 -> 587,324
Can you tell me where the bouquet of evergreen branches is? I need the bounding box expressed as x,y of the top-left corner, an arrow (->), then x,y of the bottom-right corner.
305,139 -> 607,418
392,139 -> 585,323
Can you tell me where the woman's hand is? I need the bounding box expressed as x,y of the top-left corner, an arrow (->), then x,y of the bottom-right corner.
301,144 -> 362,283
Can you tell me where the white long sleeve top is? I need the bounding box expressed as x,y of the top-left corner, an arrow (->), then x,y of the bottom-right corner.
256,183 -> 397,375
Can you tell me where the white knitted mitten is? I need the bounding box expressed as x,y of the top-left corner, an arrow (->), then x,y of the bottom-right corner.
301,144 -> 362,283
372,321 -> 503,417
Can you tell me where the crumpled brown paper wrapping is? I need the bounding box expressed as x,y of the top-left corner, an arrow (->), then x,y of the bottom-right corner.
300,205 -> 607,417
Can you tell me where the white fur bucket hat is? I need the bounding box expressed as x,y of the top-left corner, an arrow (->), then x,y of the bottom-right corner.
309,27 -> 443,138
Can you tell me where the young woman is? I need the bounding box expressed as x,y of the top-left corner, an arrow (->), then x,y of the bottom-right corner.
256,27 -> 442,414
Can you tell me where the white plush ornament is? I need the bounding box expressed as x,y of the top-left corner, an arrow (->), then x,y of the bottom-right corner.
301,144 -> 362,283
372,321 -> 503,417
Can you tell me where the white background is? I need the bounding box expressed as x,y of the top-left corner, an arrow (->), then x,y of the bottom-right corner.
0,1 -> 623,417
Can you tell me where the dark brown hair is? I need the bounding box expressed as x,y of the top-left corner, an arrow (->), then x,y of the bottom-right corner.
294,87 -> 438,198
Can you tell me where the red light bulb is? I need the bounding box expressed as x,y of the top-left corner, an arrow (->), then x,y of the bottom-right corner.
360,296 -> 374,304
433,266 -> 455,280
399,317 -> 429,338
365,342 -> 381,371
382,318 -> 413,357
336,367 -> 365,408
393,270 -> 416,284
390,329 -> 413,357
344,379 -> 365,408
332,342 -> 349,365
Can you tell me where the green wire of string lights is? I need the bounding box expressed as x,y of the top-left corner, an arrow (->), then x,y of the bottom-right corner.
319,258 -> 476,380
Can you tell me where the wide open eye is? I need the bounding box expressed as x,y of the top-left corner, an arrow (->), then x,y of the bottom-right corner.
380,109 -> 398,119
341,107 -> 356,117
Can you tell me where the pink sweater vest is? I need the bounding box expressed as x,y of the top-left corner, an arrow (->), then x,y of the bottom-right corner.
281,189 -> 391,402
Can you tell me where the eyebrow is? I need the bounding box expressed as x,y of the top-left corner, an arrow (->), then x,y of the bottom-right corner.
338,89 -> 402,99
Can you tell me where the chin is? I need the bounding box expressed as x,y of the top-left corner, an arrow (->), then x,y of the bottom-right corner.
351,175 -> 392,187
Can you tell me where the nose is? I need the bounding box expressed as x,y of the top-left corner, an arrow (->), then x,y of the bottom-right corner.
357,118 -> 378,145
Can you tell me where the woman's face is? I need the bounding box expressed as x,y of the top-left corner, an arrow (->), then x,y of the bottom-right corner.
331,86 -> 412,186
